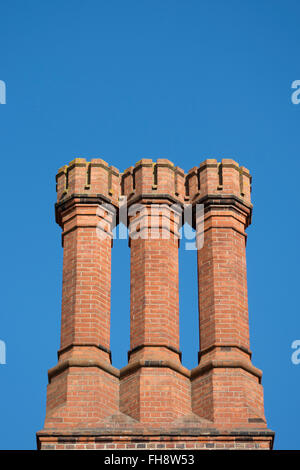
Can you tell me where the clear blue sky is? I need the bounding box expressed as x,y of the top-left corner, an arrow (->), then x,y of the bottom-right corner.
0,0 -> 299,450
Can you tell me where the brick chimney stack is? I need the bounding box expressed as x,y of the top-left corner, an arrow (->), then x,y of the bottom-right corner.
37,157 -> 274,450
119,159 -> 191,423
187,160 -> 265,427
45,159 -> 120,429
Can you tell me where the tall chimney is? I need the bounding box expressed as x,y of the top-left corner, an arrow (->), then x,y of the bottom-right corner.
37,157 -> 274,450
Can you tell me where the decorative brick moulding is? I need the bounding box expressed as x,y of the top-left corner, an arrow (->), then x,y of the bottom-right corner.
36,157 -> 274,450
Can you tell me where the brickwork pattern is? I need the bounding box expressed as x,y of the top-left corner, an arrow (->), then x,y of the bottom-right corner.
37,157 -> 274,450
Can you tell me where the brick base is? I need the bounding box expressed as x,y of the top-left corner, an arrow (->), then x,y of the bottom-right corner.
37,432 -> 274,450
37,411 -> 274,450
